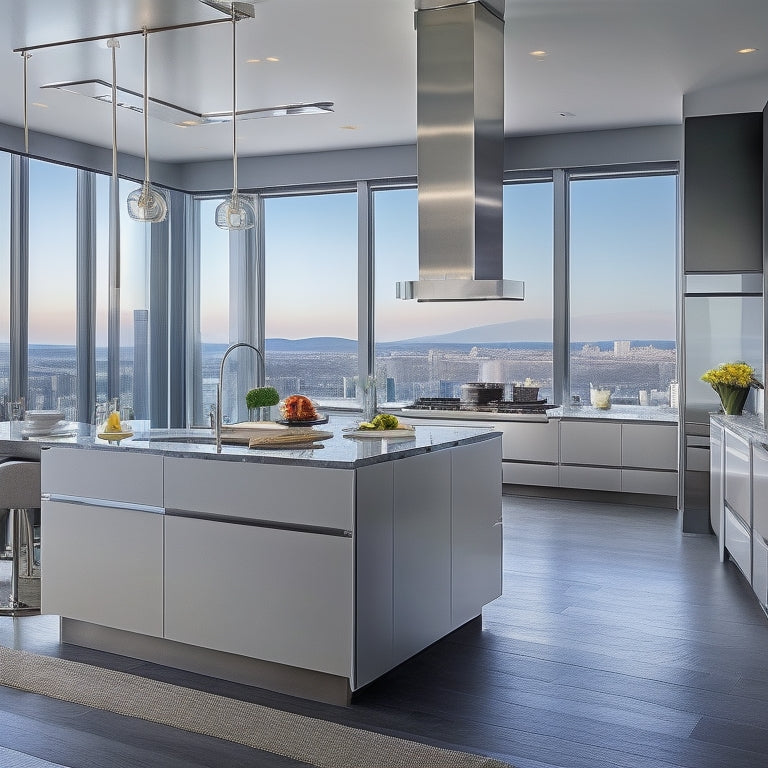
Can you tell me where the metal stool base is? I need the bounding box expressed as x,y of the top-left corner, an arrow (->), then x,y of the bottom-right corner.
0,603 -> 39,617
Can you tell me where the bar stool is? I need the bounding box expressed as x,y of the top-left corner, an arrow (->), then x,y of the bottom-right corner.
0,459 -> 41,616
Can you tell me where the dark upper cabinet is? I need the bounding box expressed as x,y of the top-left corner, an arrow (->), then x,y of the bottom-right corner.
684,112 -> 763,273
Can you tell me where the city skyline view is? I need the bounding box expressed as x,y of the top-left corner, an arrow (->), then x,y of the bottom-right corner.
1,331 -> 676,423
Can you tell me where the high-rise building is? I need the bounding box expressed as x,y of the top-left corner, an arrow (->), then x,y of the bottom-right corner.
133,310 -> 149,420
614,340 -> 631,357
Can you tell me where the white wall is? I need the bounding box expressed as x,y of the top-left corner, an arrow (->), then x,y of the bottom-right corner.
0,120 -> 682,193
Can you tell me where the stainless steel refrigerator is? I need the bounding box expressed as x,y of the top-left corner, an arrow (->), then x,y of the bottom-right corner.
681,273 -> 763,533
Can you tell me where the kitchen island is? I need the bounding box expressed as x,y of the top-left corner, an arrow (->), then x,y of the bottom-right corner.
1,418 -> 502,704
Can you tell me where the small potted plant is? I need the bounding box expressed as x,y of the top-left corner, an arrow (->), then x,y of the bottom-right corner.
245,386 -> 280,421
701,362 -> 764,416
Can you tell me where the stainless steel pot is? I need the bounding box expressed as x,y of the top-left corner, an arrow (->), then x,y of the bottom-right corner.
460,382 -> 504,405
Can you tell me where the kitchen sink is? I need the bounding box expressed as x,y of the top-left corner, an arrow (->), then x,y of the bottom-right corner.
144,435 -> 217,445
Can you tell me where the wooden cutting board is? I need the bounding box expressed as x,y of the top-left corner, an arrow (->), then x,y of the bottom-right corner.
248,429 -> 334,449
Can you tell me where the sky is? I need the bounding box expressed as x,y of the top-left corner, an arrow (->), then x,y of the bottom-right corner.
1,157 -> 677,346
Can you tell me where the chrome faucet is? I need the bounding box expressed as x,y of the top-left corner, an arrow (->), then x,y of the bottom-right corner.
216,341 -> 265,452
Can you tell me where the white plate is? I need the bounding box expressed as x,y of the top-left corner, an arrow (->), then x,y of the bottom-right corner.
25,410 -> 64,421
97,430 -> 134,442
344,428 -> 416,439
21,421 -> 66,436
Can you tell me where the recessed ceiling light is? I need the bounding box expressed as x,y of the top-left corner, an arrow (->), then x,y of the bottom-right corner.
246,58 -> 261,63
559,111 -> 575,118
340,125 -> 359,130
31,102 -> 48,108
738,47 -> 758,54
265,56 -> 279,62
529,50 -> 548,58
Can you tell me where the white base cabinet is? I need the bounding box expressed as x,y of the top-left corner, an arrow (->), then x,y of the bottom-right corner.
164,515 -> 354,677
401,414 -> 677,497
711,418 -> 768,613
40,436 -> 503,698
40,447 -> 165,637
42,500 -> 164,637
559,420 -> 677,495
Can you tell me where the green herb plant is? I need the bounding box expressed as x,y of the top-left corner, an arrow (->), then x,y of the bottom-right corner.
245,386 -> 280,410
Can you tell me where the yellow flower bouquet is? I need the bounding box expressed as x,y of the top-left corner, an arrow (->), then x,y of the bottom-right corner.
701,362 -> 764,415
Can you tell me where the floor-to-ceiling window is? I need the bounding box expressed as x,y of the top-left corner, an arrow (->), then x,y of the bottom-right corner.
373,180 -> 554,406
0,153 -> 10,418
94,173 -> 110,406
196,197 -> 231,424
568,172 -> 678,408
119,179 -> 152,420
27,160 -> 78,417
263,190 -> 358,406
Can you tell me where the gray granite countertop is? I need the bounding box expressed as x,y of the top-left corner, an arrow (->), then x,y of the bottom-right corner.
710,412 -> 768,445
550,405 -> 678,423
0,416 -> 498,469
387,404 -> 678,424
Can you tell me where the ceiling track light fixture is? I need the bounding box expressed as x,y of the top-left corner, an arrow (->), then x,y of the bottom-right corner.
126,28 -> 168,224
216,2 -> 256,231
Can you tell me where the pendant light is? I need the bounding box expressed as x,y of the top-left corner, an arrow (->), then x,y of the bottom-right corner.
107,38 -> 122,401
127,28 -> 168,223
215,3 -> 255,230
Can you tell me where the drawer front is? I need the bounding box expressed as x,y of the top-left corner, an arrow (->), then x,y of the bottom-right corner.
41,499 -> 164,637
752,443 -> 768,540
164,457 -> 354,530
560,422 -> 621,467
502,461 -> 558,487
753,536 -> 768,608
621,423 -> 678,470
621,469 -> 678,496
724,431 -> 751,527
164,515 -> 353,677
725,506 -> 751,581
499,420 -> 559,463
559,465 -> 621,492
710,424 -> 724,538
41,447 -> 163,506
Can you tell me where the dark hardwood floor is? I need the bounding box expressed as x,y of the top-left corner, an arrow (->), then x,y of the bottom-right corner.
2,494 -> 768,768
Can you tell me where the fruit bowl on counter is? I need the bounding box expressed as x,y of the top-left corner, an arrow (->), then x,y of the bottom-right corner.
97,411 -> 133,442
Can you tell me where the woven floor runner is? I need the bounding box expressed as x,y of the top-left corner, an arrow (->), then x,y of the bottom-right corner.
0,645 -> 513,768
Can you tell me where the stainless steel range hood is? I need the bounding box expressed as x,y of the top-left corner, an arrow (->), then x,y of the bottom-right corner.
396,0 -> 524,302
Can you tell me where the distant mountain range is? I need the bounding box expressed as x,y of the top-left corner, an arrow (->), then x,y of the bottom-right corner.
263,313 -> 674,350
266,337 -> 358,352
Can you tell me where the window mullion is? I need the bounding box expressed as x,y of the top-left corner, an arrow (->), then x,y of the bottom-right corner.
553,168 -> 569,406
357,180 -> 373,397
75,169 -> 97,423
9,155 -> 28,404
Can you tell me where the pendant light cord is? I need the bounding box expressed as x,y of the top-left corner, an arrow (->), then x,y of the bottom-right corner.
142,27 -> 150,187
109,39 -> 119,181
22,52 -> 31,154
231,4 -> 238,196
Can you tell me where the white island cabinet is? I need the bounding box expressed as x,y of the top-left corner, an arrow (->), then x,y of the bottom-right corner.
41,449 -> 164,637
37,423 -> 502,704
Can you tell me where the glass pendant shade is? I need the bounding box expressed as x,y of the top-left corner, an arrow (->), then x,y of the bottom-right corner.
127,181 -> 168,222
215,192 -> 255,230
217,4 -> 256,231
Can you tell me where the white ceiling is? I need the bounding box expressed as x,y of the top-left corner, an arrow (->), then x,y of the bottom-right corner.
1,0 -> 768,163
